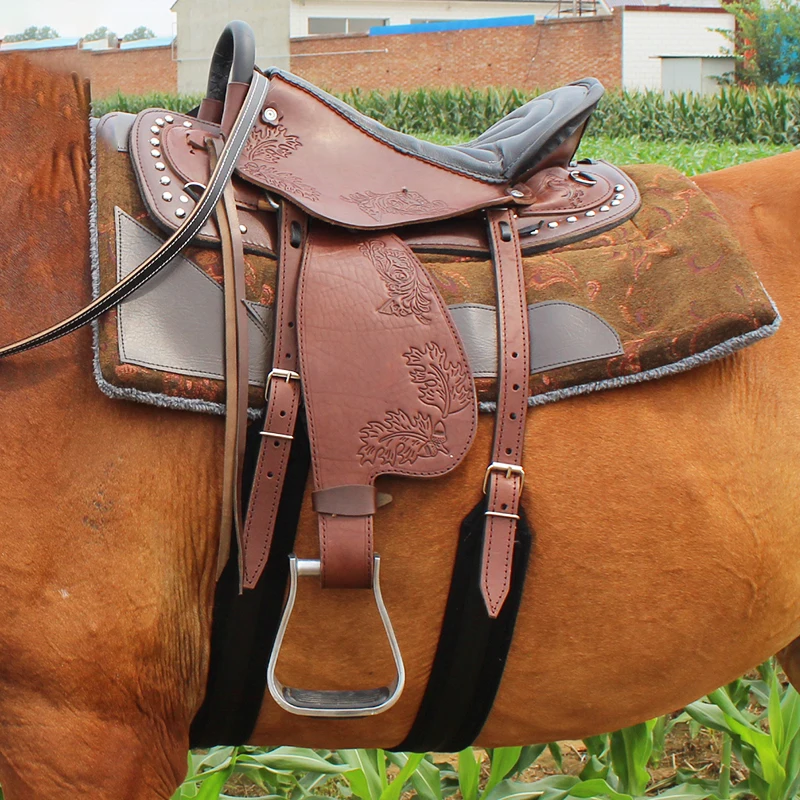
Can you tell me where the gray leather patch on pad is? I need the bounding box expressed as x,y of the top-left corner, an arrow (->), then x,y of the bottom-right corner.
115,208 -> 272,384
448,302 -> 622,377
115,210 -> 620,385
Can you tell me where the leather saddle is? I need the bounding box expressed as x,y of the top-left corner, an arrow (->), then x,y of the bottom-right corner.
129,23 -> 640,718
0,21 -> 640,718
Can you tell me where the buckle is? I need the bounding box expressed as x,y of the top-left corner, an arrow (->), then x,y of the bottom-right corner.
265,368 -> 300,400
482,462 -> 525,494
267,555 -> 405,718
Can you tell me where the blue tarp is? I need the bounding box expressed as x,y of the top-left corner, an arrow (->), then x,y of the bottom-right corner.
0,37 -> 80,51
370,15 -> 535,37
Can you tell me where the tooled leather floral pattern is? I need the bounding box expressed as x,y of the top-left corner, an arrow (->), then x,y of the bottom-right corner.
533,173 -> 586,207
343,189 -> 450,221
358,342 -> 473,467
240,125 -> 301,168
361,239 -> 434,324
251,168 -> 320,202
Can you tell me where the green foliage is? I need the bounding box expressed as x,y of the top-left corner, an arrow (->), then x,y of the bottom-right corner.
123,26 -> 156,42
3,25 -> 59,42
685,675 -> 800,800
92,91 -> 204,117
95,85 -> 800,148
718,0 -> 800,86
84,26 -> 115,42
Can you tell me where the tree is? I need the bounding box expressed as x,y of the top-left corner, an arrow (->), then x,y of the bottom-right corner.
83,26 -> 116,42
4,26 -> 59,42
720,0 -> 800,86
122,26 -> 156,42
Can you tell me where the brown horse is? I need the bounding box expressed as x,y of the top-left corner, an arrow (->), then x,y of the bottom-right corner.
1,56 -> 800,800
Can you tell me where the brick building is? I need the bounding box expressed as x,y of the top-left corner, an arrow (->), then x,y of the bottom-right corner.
0,0 -> 735,98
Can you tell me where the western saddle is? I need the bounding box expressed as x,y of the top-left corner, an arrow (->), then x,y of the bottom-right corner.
0,22 -> 639,717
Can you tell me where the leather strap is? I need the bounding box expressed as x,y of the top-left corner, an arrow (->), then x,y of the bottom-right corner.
320,515 -> 373,589
209,138 -> 250,578
241,203 -> 307,590
0,71 -> 270,361
481,208 -> 530,618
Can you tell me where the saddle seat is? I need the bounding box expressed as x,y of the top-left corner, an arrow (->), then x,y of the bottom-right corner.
266,69 -> 605,184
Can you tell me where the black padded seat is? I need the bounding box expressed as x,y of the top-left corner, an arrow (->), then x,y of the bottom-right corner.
266,68 -> 605,185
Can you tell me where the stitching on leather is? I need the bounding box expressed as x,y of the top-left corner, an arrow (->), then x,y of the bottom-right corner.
243,209 -> 304,585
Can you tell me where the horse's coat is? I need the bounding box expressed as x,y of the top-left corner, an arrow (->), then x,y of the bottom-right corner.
1,56 -> 799,799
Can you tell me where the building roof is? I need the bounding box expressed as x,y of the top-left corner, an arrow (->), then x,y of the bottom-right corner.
81,38 -> 116,51
120,35 -> 175,50
0,37 -> 80,51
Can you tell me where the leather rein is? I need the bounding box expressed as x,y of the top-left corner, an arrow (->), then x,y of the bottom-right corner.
0,71 -> 268,362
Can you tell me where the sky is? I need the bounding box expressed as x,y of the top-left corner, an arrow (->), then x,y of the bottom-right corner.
0,0 -> 176,39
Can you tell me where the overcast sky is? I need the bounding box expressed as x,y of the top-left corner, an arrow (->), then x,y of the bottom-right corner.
0,0 -> 176,39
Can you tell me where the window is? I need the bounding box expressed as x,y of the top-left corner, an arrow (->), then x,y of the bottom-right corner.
308,17 -> 388,35
308,18 -> 347,34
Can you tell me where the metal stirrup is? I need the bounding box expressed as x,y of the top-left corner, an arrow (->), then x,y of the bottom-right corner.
267,555 -> 405,717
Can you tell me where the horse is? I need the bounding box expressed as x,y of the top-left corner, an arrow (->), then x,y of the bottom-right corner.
1,54 -> 799,800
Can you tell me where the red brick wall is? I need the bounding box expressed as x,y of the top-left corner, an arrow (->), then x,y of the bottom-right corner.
289,15 -> 622,92
0,46 -> 176,99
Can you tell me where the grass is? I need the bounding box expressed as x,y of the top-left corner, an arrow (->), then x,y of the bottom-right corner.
420,131 -> 795,175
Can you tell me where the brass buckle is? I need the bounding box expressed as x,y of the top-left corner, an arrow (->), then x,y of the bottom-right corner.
482,462 -> 526,494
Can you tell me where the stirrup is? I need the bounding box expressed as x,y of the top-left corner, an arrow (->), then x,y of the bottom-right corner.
267,554 -> 406,717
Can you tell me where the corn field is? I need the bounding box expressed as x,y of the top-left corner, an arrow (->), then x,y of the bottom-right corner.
93,84 -> 800,146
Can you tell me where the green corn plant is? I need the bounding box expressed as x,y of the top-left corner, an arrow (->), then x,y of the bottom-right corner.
685,674 -> 800,800
172,746 -> 348,800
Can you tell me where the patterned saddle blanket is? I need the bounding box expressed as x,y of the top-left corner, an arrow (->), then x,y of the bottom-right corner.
91,115 -> 779,416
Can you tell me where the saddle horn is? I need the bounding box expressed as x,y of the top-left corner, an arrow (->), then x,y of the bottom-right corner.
198,21 -> 257,132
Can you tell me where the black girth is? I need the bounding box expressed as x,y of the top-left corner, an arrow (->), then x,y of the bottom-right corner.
190,417 -> 532,749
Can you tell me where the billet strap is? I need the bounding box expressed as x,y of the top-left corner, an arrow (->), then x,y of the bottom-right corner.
0,71 -> 270,361
241,203 -> 307,590
209,138 -> 250,578
481,208 -> 530,618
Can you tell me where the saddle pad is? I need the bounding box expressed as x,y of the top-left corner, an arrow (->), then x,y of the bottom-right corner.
90,116 -> 779,416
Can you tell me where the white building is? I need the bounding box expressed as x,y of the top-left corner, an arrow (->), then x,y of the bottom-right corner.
172,0 -> 735,94
621,5 -> 734,92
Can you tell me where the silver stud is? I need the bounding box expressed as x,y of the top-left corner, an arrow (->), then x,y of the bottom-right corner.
183,120 -> 193,128
610,199 -> 621,206
599,205 -> 611,212
150,125 -> 160,134
162,192 -> 173,202
614,184 -> 625,192
160,176 -> 171,185
547,221 -> 559,229
179,195 -> 189,203
155,162 -> 166,171
156,118 -> 165,127
262,107 -> 279,124
239,224 -> 248,234
509,189 -> 525,199
530,228 -> 539,235
150,149 -> 161,158
165,115 -> 174,123
585,210 -> 596,217
614,193 -> 625,200
149,137 -> 159,146
175,207 -> 186,218
566,216 -> 578,223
